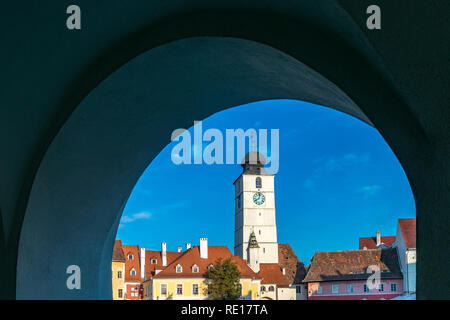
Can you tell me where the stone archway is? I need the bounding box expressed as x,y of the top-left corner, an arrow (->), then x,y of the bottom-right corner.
1,3 -> 446,300
17,37 -> 375,299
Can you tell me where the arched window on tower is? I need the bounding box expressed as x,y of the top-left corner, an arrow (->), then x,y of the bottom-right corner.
256,177 -> 262,189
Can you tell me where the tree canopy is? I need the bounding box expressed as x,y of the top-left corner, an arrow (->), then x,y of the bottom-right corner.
207,258 -> 242,300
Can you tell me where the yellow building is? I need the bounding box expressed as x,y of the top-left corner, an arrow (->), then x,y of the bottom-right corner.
142,238 -> 261,300
111,240 -> 126,300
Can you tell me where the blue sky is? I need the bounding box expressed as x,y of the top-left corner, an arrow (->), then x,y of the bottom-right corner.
116,99 -> 416,264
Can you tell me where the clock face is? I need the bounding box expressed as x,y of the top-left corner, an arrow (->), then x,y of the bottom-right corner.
253,192 -> 265,205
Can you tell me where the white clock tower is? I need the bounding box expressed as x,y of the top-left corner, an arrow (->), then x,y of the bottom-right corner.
234,151 -> 279,266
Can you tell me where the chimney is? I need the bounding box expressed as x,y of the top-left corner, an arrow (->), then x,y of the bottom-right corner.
140,247 -> 146,280
186,243 -> 191,250
161,242 -> 167,266
376,231 -> 381,247
177,246 -> 182,253
200,237 -> 208,259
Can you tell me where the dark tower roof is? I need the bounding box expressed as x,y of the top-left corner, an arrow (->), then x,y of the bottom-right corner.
241,151 -> 267,175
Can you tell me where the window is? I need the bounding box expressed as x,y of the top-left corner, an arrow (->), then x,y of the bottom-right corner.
130,268 -> 136,276
256,177 -> 262,188
263,247 -> 265,253
390,283 -> 397,292
317,286 -> 323,294
296,286 -> 301,293
261,286 -> 266,292
268,286 -> 275,292
239,283 -> 243,296
378,284 -> 384,292
332,284 -> 339,294
160,284 -> 167,295
176,264 -> 183,273
237,195 -> 242,209
117,270 -> 122,278
118,289 -> 123,298
208,264 -> 214,271
192,265 -> 199,273
176,284 -> 183,295
128,254 -> 133,260
192,284 -> 199,295
151,259 -> 157,264
131,286 -> 139,297
347,284 -> 354,293
363,284 -> 369,293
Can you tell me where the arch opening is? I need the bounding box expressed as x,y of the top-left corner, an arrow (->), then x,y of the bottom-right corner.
16,36 -> 421,299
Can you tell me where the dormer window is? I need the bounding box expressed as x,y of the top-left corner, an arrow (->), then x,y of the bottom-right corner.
127,253 -> 133,260
192,264 -> 199,273
176,264 -> 183,273
130,268 -> 136,276
151,259 -> 157,264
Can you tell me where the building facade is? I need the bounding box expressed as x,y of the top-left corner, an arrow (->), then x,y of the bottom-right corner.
145,238 -> 262,300
359,218 -> 417,296
111,240 -> 126,300
233,151 -> 307,300
304,248 -> 403,300
234,152 -> 278,264
391,219 -> 416,294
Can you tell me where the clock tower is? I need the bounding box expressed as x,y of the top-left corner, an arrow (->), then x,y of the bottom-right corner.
234,151 -> 279,265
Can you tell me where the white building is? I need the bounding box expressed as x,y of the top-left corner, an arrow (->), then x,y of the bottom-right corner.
391,219 -> 416,294
233,151 -> 307,300
234,151 -> 278,264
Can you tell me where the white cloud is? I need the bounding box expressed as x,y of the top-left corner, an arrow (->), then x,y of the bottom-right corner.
302,153 -> 371,190
358,185 -> 382,198
120,211 -> 151,224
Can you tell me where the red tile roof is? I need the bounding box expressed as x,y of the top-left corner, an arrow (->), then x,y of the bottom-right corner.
145,250 -> 182,279
359,236 -> 396,249
122,244 -> 141,282
112,240 -> 126,262
153,246 -> 260,279
303,248 -> 402,282
398,218 -> 416,248
278,243 -> 307,285
259,264 -> 286,285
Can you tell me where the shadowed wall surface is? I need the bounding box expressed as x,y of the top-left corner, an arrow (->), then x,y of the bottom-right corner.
0,0 -> 448,299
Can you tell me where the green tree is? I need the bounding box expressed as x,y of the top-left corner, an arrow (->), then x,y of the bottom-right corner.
207,258 -> 242,300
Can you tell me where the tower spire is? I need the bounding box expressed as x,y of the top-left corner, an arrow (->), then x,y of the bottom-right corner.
249,231 -> 260,248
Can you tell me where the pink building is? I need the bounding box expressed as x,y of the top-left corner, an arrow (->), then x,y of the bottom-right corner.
304,248 -> 403,300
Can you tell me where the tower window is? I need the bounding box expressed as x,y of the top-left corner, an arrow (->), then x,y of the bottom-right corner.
256,177 -> 262,189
